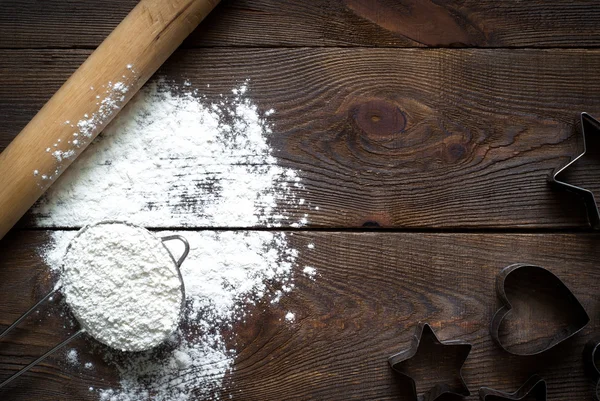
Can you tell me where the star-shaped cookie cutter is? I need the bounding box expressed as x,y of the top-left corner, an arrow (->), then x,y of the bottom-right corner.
388,322 -> 471,401
549,112 -> 600,229
479,375 -> 547,400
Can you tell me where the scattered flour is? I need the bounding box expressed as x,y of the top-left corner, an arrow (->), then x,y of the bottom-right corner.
67,348 -> 79,365
62,222 -> 183,352
284,312 -> 295,323
37,76 -> 133,184
33,80 -> 305,228
44,229 -> 298,400
302,266 -> 317,280
41,231 -> 77,273
37,80 -> 313,400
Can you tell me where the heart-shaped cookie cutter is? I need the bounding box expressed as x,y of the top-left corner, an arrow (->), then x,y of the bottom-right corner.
479,375 -> 547,400
490,263 -> 589,356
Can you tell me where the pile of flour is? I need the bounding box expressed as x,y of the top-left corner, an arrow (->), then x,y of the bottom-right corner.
33,80 -> 305,228
62,222 -> 183,352
38,80 -> 315,400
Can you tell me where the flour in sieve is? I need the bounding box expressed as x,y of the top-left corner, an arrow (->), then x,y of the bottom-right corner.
44,229 -> 298,401
62,222 -> 183,352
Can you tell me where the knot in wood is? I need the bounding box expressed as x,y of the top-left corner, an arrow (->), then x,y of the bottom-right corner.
351,99 -> 406,139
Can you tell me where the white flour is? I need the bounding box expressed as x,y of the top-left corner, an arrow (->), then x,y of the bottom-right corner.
38,80 -> 312,400
33,80 -> 305,228
302,266 -> 317,280
45,229 -> 298,400
67,349 -> 79,365
37,74 -> 133,185
284,312 -> 296,323
62,222 -> 183,352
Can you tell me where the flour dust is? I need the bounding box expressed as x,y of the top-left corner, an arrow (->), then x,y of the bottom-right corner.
33,80 -> 305,228
37,80 -> 317,400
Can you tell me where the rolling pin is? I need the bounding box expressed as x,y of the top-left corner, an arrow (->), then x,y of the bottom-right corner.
0,0 -> 220,240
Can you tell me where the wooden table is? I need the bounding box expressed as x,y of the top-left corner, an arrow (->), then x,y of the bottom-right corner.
1,1 -> 600,400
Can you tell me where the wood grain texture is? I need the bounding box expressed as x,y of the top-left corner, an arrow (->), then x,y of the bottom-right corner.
4,0 -> 600,48
2,48 -> 600,229
0,231 -> 599,400
2,1 -> 599,401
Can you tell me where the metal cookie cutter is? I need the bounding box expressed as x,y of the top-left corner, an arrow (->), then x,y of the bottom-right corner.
490,263 -> 589,356
549,112 -> 600,229
479,375 -> 547,400
584,338 -> 600,400
388,322 -> 471,401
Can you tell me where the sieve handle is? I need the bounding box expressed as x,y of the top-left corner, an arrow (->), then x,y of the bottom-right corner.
0,330 -> 84,390
0,289 -> 85,390
0,290 -> 56,342
161,235 -> 190,268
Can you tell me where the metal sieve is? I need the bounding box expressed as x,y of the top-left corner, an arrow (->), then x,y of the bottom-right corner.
0,222 -> 190,390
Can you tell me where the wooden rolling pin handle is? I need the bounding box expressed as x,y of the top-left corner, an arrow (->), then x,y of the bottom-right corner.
0,0 -> 220,240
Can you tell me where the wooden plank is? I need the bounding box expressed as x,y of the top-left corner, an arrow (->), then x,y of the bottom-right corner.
3,1 -> 600,49
3,48 -> 600,229
0,230 -> 599,400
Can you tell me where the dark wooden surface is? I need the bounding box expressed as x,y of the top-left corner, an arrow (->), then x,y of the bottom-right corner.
5,48 -> 600,229
1,231 -> 600,400
4,0 -> 600,48
1,1 -> 600,400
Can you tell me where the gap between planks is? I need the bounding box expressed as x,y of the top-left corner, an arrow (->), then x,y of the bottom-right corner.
12,227 -> 600,234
